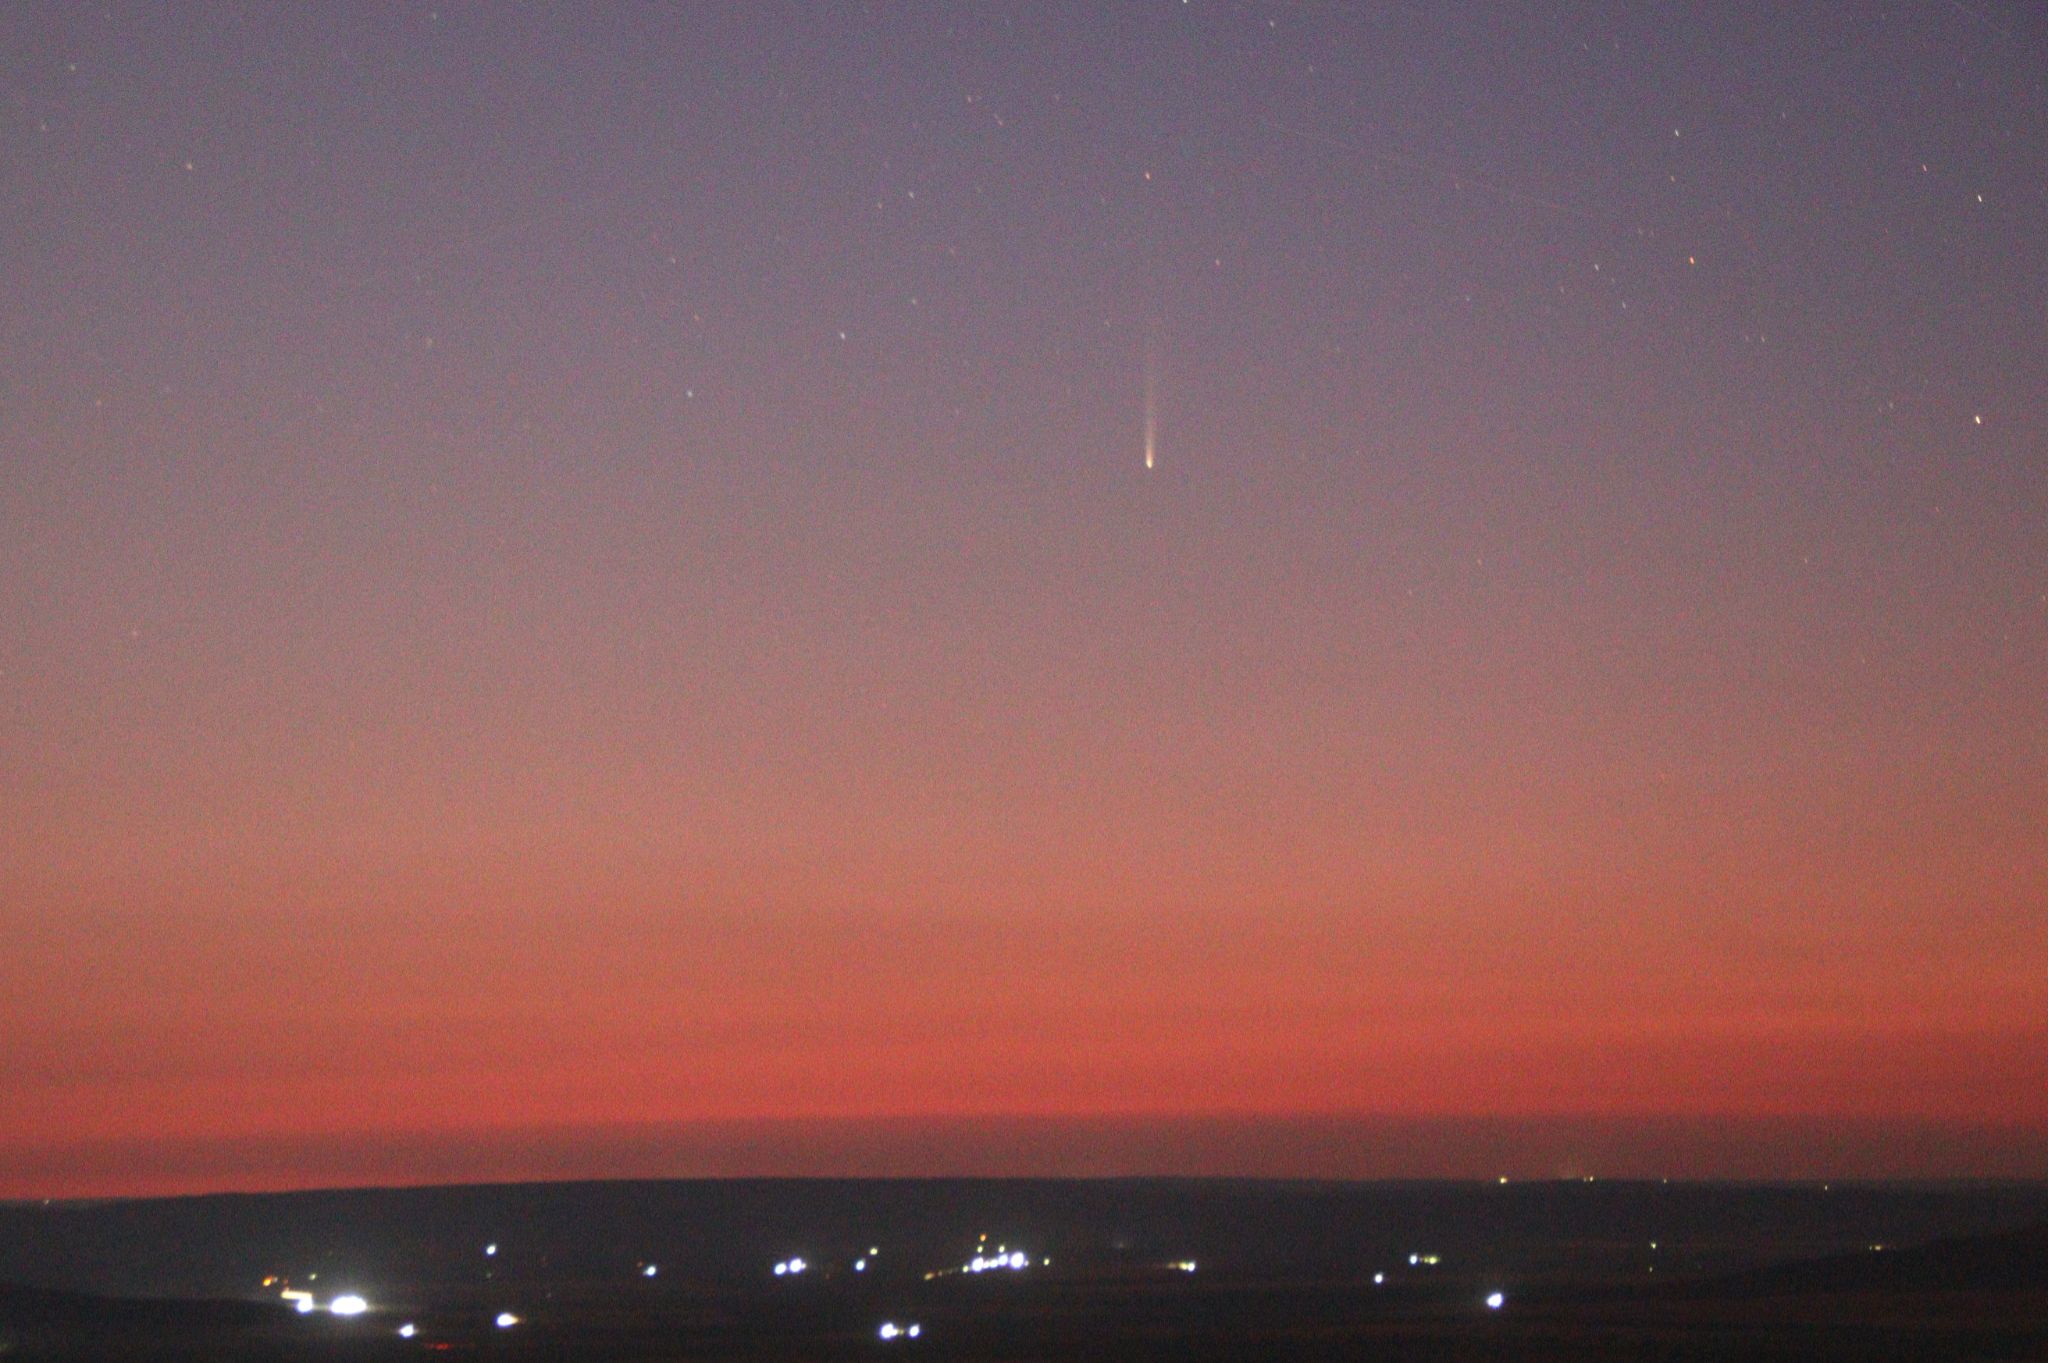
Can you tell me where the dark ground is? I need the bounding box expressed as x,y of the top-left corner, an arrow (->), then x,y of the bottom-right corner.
3,1180 -> 2045,1360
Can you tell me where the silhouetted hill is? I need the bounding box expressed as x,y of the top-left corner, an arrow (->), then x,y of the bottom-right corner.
0,1281 -> 304,1362
1695,1216 -> 2048,1297
6,1178 -> 2047,1302
5,1184 -> 2048,1361
0,1278 -> 263,1327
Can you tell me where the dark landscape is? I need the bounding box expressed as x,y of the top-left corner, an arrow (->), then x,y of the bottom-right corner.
4,1179 -> 2047,1361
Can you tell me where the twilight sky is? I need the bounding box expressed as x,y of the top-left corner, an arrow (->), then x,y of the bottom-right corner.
3,2 -> 2045,1197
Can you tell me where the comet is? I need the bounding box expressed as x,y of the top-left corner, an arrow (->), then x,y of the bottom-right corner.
1143,341 -> 1157,470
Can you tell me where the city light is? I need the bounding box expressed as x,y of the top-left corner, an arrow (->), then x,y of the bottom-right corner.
495,1312 -> 520,1328
397,1324 -> 416,1338
1486,1292 -> 1506,1310
963,1251 -> 1030,1274
879,1321 -> 924,1340
329,1295 -> 368,1316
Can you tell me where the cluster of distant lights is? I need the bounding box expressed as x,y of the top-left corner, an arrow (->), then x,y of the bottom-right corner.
287,1171 -> 1794,1344
920,1232 -> 1049,1281
271,1243 -> 538,1339
964,1249 -> 1033,1273
271,1226 -> 1520,1343
926,1248 -> 1044,1280
1363,1254 -> 1506,1312
392,1313 -> 519,1337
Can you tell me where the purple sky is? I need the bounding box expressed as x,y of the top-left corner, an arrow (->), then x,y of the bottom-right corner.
3,2 -> 2044,1196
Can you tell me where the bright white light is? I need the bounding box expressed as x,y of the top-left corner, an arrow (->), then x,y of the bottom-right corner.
495,1311 -> 520,1328
1485,1291 -> 1505,1310
1408,1254 -> 1419,1266
854,1259 -> 867,1271
397,1324 -> 416,1338
1176,1261 -> 1197,1273
329,1295 -> 368,1316
484,1243 -> 497,1257
294,1297 -> 315,1314
642,1264 -> 658,1277
957,1247 -> 1035,1276
1373,1273 -> 1385,1285
908,1324 -> 921,1338
789,1257 -> 807,1274
879,1323 -> 901,1340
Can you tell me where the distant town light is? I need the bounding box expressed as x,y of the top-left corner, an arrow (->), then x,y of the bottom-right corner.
484,1243 -> 497,1257
1373,1273 -> 1385,1285
329,1295 -> 368,1316
854,1258 -> 867,1271
1486,1291 -> 1506,1310
397,1324 -> 416,1338
294,1297 -> 315,1314
495,1312 -> 520,1328
642,1264 -> 658,1277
